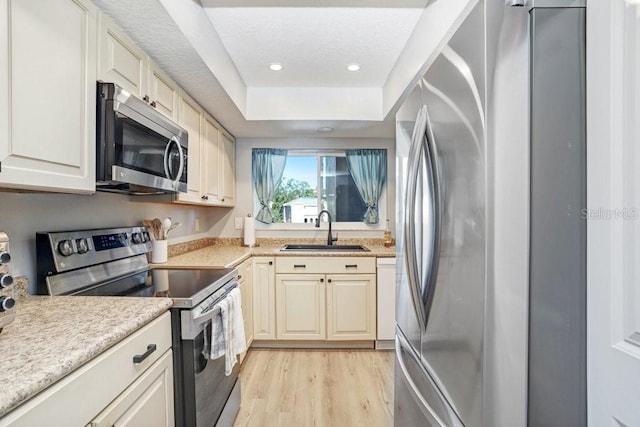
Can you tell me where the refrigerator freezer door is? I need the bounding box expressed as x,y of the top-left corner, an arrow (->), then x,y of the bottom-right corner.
395,329 -> 464,427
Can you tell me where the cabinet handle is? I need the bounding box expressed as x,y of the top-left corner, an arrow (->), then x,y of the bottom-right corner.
142,95 -> 150,103
269,261 -> 273,265
133,344 -> 157,364
150,101 -> 157,108
345,264 -> 358,268
328,279 -> 332,283
237,275 -> 242,280
201,195 -> 209,201
320,278 -> 324,283
293,264 -> 306,268
221,198 -> 225,202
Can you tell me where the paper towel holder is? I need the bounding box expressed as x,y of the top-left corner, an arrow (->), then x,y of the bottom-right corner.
241,213 -> 260,247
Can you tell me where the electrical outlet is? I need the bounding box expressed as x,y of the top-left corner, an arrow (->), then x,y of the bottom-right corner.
194,218 -> 200,232
234,217 -> 244,230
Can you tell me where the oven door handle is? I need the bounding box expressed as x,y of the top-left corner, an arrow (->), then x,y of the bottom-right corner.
191,304 -> 221,327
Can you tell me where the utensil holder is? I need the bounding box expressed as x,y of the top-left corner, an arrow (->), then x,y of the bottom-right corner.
151,240 -> 168,263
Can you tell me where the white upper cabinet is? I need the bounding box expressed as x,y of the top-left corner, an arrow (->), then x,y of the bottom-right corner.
97,13 -> 178,121
147,61 -> 178,120
0,0 -> 97,193
202,112 -> 221,203
175,99 -> 236,207
175,90 -> 204,204
219,130 -> 236,207
97,13 -> 146,99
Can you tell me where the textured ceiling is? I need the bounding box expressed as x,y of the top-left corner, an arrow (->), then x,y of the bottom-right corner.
92,0 -> 444,139
205,7 -> 422,88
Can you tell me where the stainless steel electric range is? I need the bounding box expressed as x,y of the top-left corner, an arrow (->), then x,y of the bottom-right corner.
36,226 -> 241,427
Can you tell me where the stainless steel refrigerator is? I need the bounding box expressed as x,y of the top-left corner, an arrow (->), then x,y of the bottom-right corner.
394,1 -> 586,426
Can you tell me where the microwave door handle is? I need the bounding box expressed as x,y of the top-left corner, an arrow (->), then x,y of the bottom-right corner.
163,137 -> 184,183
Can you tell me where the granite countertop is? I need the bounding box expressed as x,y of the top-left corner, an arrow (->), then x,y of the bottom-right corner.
0,279 -> 172,418
157,239 -> 396,269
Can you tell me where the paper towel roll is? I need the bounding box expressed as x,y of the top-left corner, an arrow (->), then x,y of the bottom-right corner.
244,215 -> 256,246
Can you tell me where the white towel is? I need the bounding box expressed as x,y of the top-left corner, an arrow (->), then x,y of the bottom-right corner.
203,287 -> 247,376
222,288 -> 246,375
204,300 -> 227,360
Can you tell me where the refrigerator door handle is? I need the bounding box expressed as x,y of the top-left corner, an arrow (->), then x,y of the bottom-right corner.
404,107 -> 428,331
420,106 -> 442,327
396,329 -> 464,427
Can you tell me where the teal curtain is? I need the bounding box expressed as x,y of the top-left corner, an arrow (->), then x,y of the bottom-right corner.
252,148 -> 288,223
345,149 -> 387,224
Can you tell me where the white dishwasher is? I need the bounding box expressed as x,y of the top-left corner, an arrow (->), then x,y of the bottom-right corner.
376,257 -> 396,349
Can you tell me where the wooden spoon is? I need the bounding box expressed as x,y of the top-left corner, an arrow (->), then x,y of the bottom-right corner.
152,218 -> 163,240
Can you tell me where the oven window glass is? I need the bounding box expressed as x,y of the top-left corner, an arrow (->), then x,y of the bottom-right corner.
114,113 -> 187,184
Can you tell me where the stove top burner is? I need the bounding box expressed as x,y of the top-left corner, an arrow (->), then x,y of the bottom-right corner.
74,268 -> 237,308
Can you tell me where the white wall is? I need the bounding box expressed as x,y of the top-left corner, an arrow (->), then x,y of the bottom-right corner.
1,191 -> 225,290
211,137 -> 396,240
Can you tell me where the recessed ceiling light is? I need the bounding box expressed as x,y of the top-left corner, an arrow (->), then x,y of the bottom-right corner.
269,63 -> 283,71
346,64 -> 361,72
317,127 -> 334,133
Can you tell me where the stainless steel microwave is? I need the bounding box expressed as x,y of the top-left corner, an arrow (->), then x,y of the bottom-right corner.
96,82 -> 188,194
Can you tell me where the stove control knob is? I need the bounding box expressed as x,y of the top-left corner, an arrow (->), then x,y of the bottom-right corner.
0,252 -> 10,264
0,274 -> 13,288
132,233 -> 142,244
0,296 -> 15,312
57,240 -> 74,257
76,238 -> 89,254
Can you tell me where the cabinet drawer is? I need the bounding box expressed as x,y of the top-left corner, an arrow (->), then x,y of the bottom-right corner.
0,312 -> 172,427
276,257 -> 375,274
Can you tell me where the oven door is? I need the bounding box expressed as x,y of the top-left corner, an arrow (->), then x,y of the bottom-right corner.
97,83 -> 188,194
187,326 -> 240,427
176,281 -> 242,427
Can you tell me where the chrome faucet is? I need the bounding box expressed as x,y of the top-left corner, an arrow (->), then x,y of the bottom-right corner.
316,210 -> 338,245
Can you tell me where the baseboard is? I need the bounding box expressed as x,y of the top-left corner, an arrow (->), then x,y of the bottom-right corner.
250,340 -> 375,349
375,340 -> 394,350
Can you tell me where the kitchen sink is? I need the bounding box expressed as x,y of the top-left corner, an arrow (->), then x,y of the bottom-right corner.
280,244 -> 370,252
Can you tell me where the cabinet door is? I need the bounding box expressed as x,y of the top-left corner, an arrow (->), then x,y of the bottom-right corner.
253,257 -> 276,340
239,259 -> 254,347
0,0 -> 96,193
88,350 -> 174,427
97,12 -> 147,99
175,91 -> 203,204
202,113 -> 221,204
276,274 -> 326,340
219,131 -> 235,206
147,60 -> 178,120
326,274 -> 377,340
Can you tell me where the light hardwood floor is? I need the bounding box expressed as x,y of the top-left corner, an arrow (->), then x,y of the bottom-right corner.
233,349 -> 394,427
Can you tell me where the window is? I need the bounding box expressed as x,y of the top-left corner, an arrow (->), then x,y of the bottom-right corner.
254,149 -> 386,225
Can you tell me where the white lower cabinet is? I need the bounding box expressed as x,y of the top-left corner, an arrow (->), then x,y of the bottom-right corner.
276,274 -> 326,340
252,257 -> 276,340
274,257 -> 377,342
326,274 -> 377,340
0,313 -> 173,427
238,258 -> 254,364
88,351 -> 174,427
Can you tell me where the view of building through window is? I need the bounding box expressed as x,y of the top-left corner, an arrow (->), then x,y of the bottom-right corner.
271,153 -> 369,223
